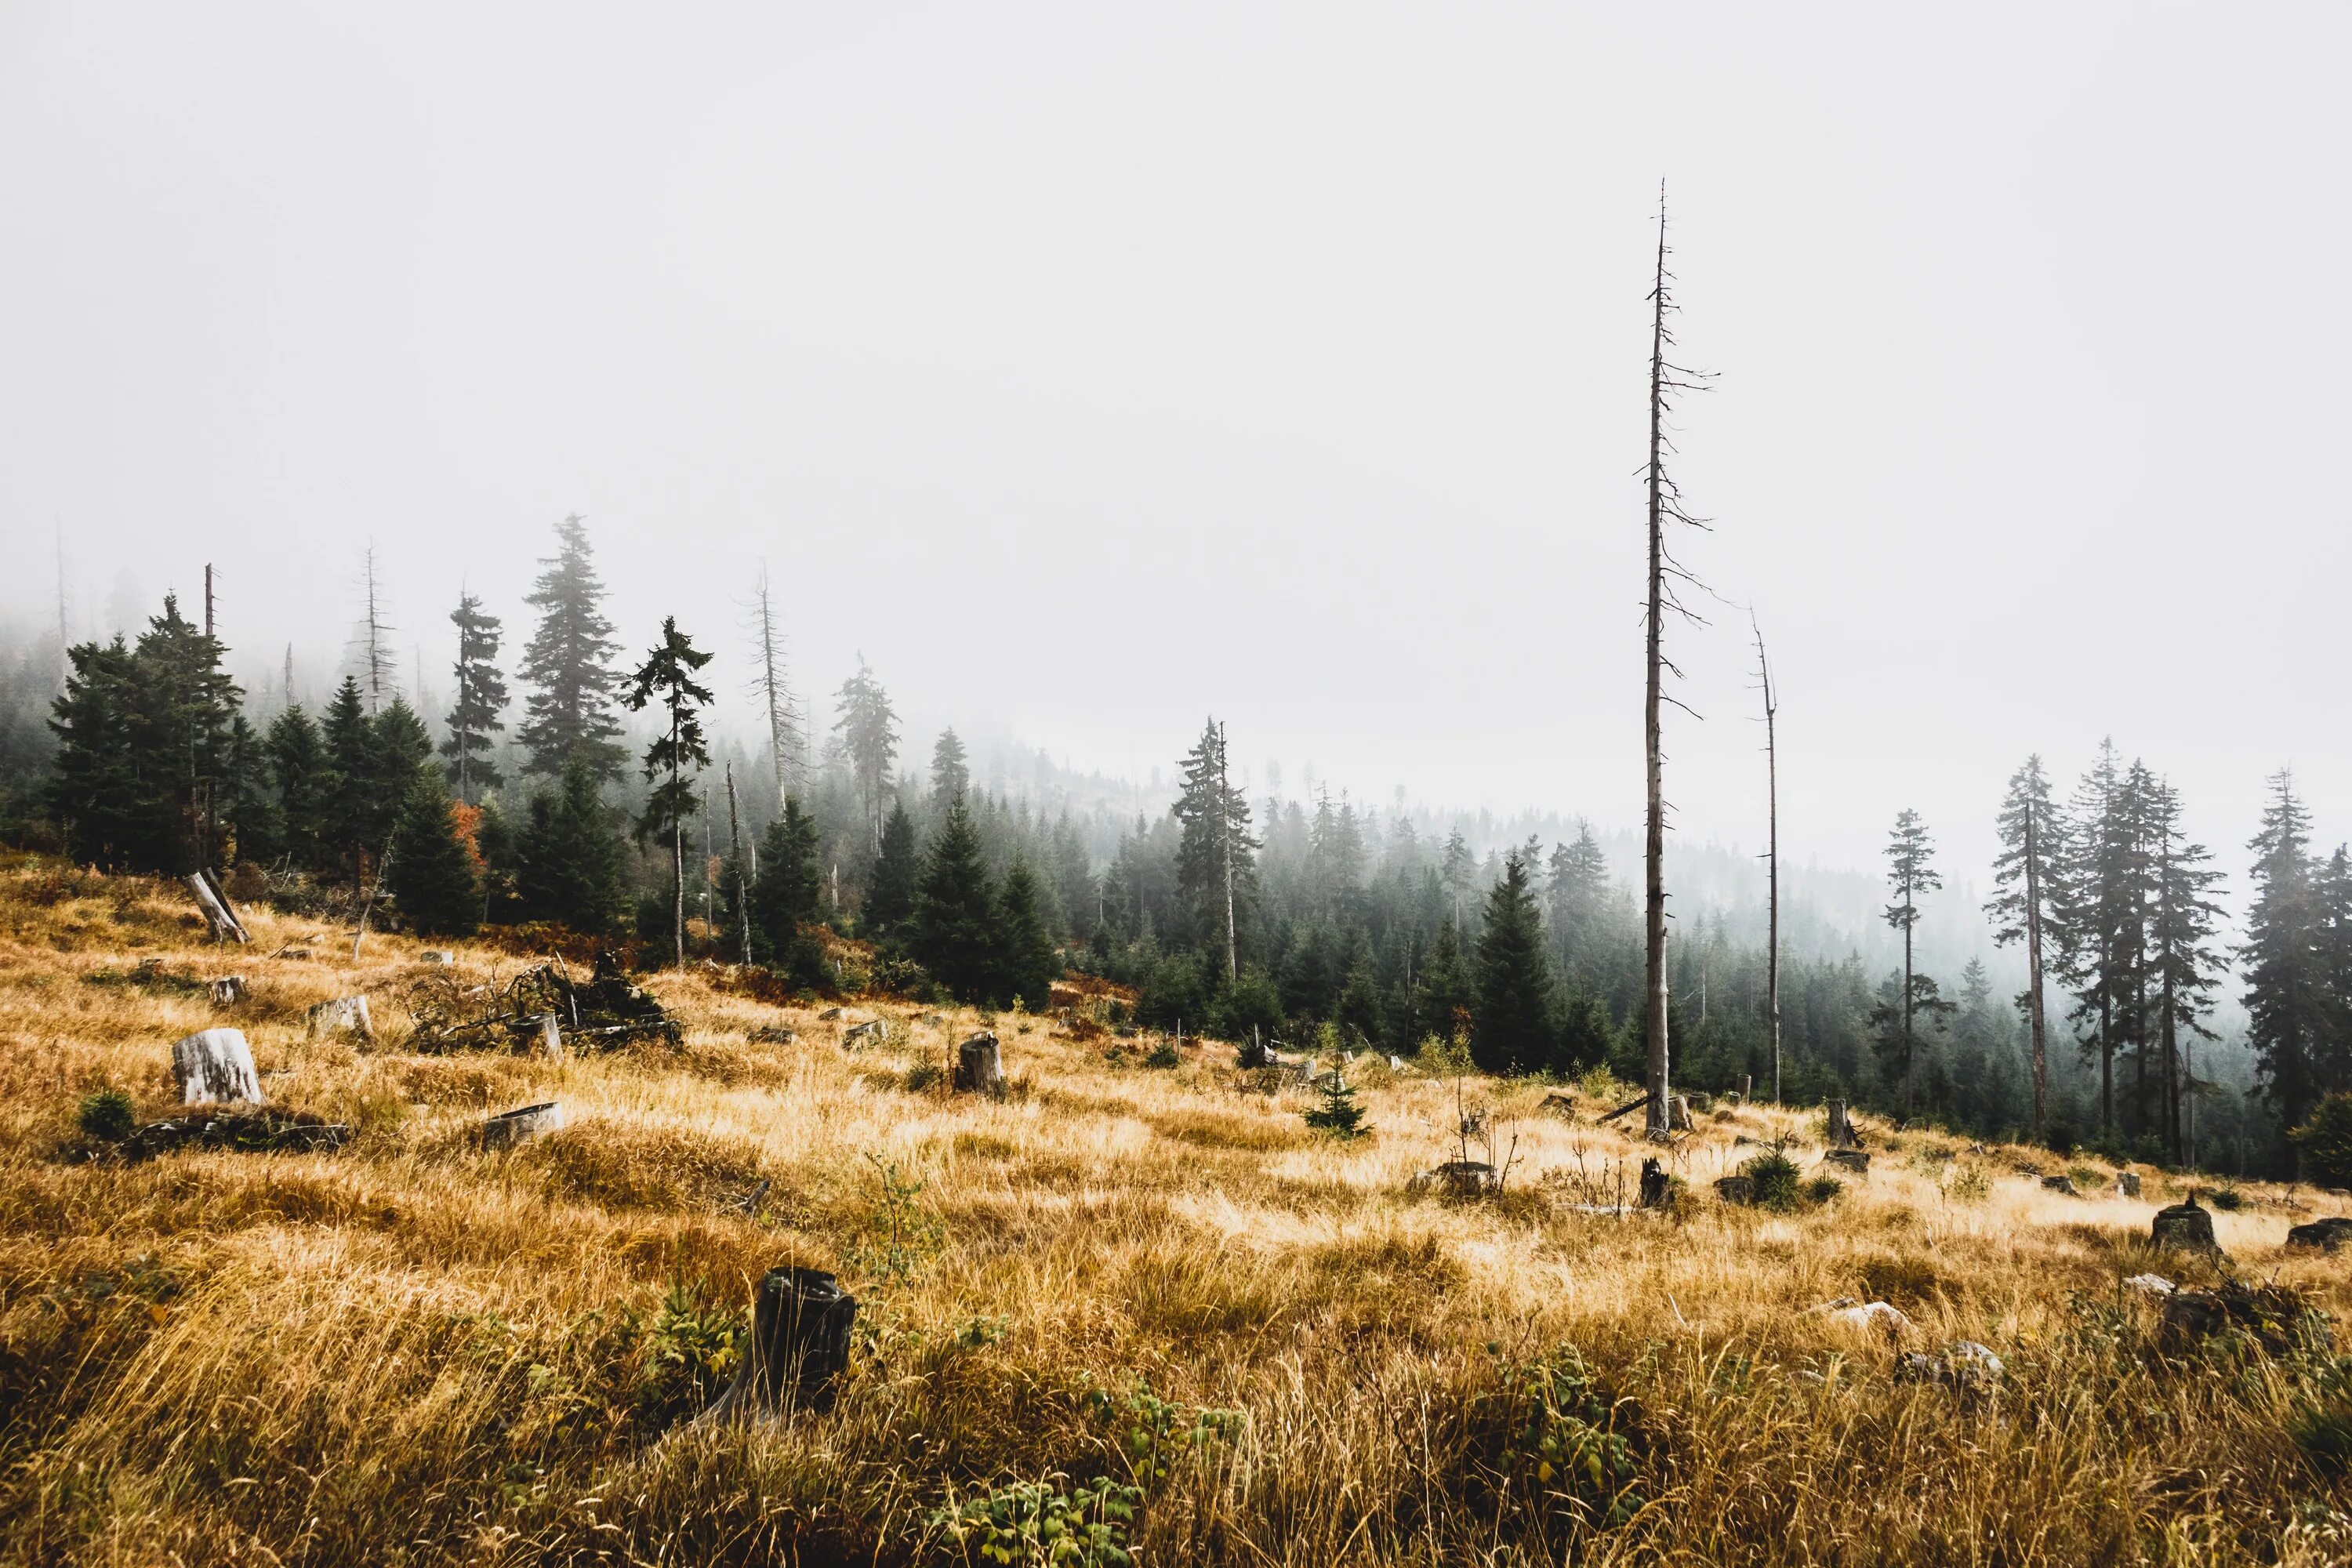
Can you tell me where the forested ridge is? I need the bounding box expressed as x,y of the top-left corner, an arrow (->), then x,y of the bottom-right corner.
2,517 -> 2346,1179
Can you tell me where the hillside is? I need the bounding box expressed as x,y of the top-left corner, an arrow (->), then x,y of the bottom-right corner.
2,854 -> 2349,1566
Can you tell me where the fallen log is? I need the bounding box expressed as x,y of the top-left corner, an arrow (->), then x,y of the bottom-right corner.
481,1102 -> 564,1150
1596,1094 -> 1650,1125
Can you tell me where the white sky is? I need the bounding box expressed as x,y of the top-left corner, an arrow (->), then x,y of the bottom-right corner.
3,2 -> 2347,891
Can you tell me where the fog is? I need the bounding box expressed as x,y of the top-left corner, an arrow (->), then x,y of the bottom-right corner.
5,2 -> 2347,906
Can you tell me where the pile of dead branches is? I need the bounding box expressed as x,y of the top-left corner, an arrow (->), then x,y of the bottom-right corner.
408,950 -> 680,1053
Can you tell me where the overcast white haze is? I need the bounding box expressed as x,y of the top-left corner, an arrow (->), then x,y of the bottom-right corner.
4,2 -> 2349,919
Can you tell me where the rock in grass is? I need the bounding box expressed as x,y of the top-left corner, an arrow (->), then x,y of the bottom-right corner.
1898,1340 -> 2005,1395
2042,1174 -> 2079,1196
2125,1273 -> 2177,1296
1825,1149 -> 1870,1175
1823,1298 -> 1911,1335
2287,1217 -> 2352,1252
1714,1174 -> 1758,1206
2116,1170 -> 2142,1198
1410,1160 -> 1499,1197
172,1028 -> 263,1105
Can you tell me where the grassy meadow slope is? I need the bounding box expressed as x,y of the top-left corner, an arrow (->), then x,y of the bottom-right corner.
2,854 -> 2350,1566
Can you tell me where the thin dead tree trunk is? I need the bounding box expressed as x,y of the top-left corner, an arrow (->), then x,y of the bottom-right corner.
1901,885 -> 1916,1116
2024,802 -> 2049,1143
750,564 -> 797,812
727,762 -> 752,965
1753,613 -> 1780,1104
670,710 -> 687,971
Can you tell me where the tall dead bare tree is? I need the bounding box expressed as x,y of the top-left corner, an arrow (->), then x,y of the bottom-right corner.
1642,184 -> 1711,1138
1752,610 -> 1780,1104
726,762 -> 752,964
355,543 -> 396,712
746,561 -> 804,811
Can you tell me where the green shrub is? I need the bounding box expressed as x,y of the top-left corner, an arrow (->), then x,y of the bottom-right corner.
1947,1164 -> 1991,1203
1142,1041 -> 1180,1070
1475,1342 -> 1645,1528
78,1087 -> 136,1142
1802,1176 -> 1845,1206
2209,1186 -> 2245,1212
929,1475 -> 1140,1567
634,1276 -> 743,1425
1301,1073 -> 1368,1139
1739,1149 -> 1802,1210
2293,1094 -> 2352,1190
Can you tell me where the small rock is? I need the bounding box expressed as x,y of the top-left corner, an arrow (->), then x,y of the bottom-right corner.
1715,1174 -> 1758,1206
2042,1174 -> 2079,1196
818,1007 -> 844,1021
307,995 -> 375,1042
2287,1217 -> 2352,1252
749,1025 -> 797,1045
1899,1341 -> 2004,1395
481,1102 -> 564,1151
1410,1160 -> 1499,1197
2125,1273 -> 2176,1297
1825,1149 -> 1871,1175
1823,1299 -> 1911,1335
841,1019 -> 886,1050
1388,1054 -> 1406,1072
419,950 -> 455,966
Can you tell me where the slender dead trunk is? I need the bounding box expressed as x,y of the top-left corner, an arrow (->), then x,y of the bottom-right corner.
670,711 -> 687,971
1755,615 -> 1780,1104
1901,895 -> 1915,1116
754,564 -> 793,811
727,763 -> 752,965
1643,197 -> 1672,1138
2024,802 -> 2049,1143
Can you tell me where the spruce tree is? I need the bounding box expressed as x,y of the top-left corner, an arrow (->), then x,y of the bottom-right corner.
750,793 -> 829,988
441,592 -> 508,803
1173,718 -> 1256,982
2244,770 -> 2332,1149
914,794 -> 998,1002
625,617 -> 715,969
930,728 -> 970,808
1986,755 -> 2063,1141
996,856 -> 1058,1011
1416,920 -> 1475,1047
865,800 -> 920,935
387,774 -> 481,937
1545,825 -> 1612,981
1472,852 -> 1555,1076
265,705 -> 336,873
832,656 -> 898,858
517,753 -> 630,934
320,677 -> 386,879
1882,808 -> 1944,1114
2147,777 -> 2224,1163
517,514 -> 626,782
2056,740 -> 2149,1136
46,637 -> 143,869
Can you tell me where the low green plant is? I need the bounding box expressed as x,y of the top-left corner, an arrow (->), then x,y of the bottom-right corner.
1478,1342 -> 1645,1527
2292,1094 -> 2352,1190
1802,1175 -> 1845,1205
1142,1041 -> 1180,1069
1104,1386 -> 1246,1489
634,1276 -> 743,1425
1947,1164 -> 1991,1203
929,1475 -> 1140,1567
78,1087 -> 136,1142
2209,1186 -> 2245,1212
847,1152 -> 945,1285
1739,1149 -> 1802,1210
1301,1071 -> 1368,1139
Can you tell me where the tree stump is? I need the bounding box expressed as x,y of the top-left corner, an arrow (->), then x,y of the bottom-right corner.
953,1033 -> 1004,1094
1826,1100 -> 1856,1149
481,1102 -> 564,1150
1639,1157 -> 1671,1209
173,1028 -> 264,1105
308,996 -> 374,1041
209,975 -> 247,1005
1715,1174 -> 1758,1206
2042,1174 -> 2079,1196
531,1013 -> 564,1059
185,870 -> 251,944
1668,1095 -> 1693,1131
2288,1217 -> 2352,1251
2115,1171 -> 2142,1199
1826,1149 -> 1871,1175
698,1266 -> 859,1422
2151,1195 -> 2219,1254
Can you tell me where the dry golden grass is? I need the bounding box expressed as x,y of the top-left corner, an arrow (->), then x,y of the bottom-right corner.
4,854 -> 2351,1566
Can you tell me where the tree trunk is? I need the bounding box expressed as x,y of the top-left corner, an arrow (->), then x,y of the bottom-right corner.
1219,722 -> 1239,986
1758,619 -> 1780,1105
186,870 -> 250,944
2024,803 -> 2049,1144
1826,1098 -> 1854,1149
1902,909 -> 1915,1116
727,763 -> 752,965
174,1028 -> 263,1105
1643,198 -> 1672,1140
697,1266 -> 858,1423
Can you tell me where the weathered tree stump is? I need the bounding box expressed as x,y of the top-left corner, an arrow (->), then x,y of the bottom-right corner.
481,1102 -> 564,1150
209,975 -> 247,1005
308,996 -> 374,1041
1668,1095 -> 1693,1131
1825,1148 -> 1871,1175
173,1028 -> 264,1105
419,949 -> 455,966
185,870 -> 251,944
841,1019 -> 885,1050
2042,1174 -> 2079,1196
530,1013 -> 564,1059
1715,1174 -> 1758,1206
818,1007 -> 844,1022
1410,1160 -> 1499,1197
698,1266 -> 859,1422
1826,1099 -> 1856,1149
1639,1157 -> 1671,1209
2116,1171 -> 2142,1199
2151,1194 -> 2220,1254
953,1033 -> 1004,1094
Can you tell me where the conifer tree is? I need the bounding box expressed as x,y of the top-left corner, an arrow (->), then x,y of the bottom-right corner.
832,656 -> 899,858
320,677 -> 384,878
930,728 -> 970,808
1472,852 -> 1555,1076
2147,777 -> 2224,1163
750,794 -> 828,987
914,794 -> 998,1001
2244,770 -> 2332,1149
387,773 -> 481,937
865,801 -> 920,935
996,856 -> 1058,1011
517,753 -> 630,934
1174,718 -> 1256,982
441,592 -> 507,804
625,617 -> 715,969
517,514 -> 626,782
46,637 -> 143,869
1545,825 -> 1612,981
1987,754 -> 2063,1141
1416,920 -> 1474,1047
1882,808 -> 1944,1114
